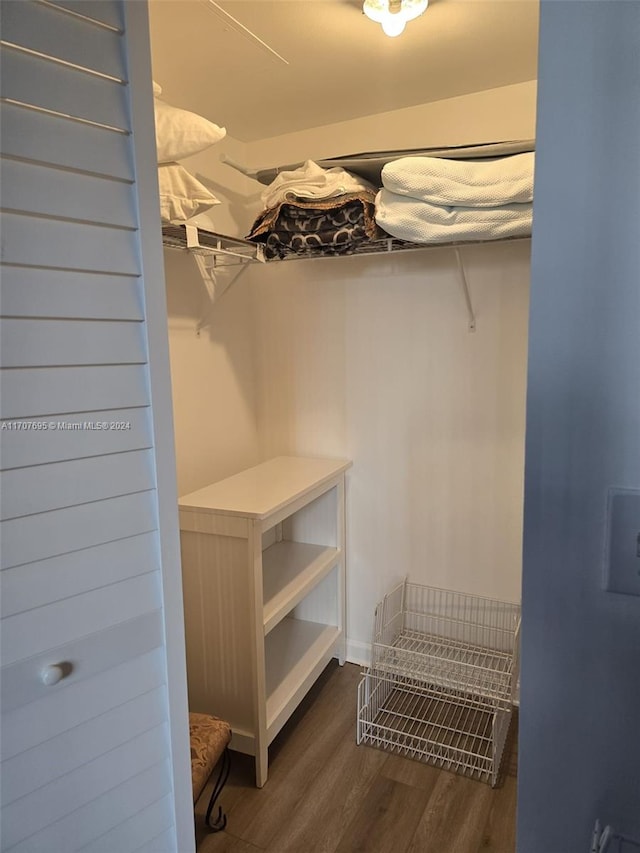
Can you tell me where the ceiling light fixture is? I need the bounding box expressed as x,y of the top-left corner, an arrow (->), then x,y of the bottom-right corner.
363,0 -> 428,38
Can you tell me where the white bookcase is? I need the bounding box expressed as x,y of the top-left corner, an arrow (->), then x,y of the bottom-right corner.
178,456 -> 351,787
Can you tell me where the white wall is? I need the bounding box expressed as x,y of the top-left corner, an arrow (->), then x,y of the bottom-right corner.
251,245 -> 530,660
158,80 -> 537,656
246,81 -> 536,659
245,80 -> 537,169
163,136 -> 260,496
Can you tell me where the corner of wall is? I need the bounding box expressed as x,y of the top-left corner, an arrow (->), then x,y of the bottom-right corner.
162,135 -> 261,496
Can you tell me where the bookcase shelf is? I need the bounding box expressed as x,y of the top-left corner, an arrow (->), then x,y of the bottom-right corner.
179,455 -> 351,787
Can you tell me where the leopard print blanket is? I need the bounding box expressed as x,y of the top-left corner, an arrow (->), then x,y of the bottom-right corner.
247,190 -> 384,260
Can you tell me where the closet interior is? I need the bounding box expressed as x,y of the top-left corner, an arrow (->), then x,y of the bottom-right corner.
149,0 -> 538,799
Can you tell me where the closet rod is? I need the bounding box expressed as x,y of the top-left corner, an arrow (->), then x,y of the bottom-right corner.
454,248 -> 476,332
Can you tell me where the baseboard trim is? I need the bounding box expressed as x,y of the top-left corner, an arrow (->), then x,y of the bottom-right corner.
345,638 -> 371,668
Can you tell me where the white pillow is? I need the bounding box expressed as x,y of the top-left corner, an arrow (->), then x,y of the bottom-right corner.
158,163 -> 221,223
152,80 -> 162,96
154,98 -> 226,163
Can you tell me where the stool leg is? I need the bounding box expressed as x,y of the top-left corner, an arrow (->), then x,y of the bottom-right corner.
204,747 -> 231,832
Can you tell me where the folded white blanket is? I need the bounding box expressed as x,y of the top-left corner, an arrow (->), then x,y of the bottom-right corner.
375,189 -> 532,243
261,160 -> 376,209
381,152 -> 535,207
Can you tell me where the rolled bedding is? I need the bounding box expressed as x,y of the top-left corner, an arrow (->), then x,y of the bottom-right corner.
375,189 -> 532,244
381,152 -> 534,207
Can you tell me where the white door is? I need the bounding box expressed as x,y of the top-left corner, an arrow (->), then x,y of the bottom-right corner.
0,2 -> 193,851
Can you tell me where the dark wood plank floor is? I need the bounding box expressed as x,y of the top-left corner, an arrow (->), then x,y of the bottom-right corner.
195,662 -> 518,853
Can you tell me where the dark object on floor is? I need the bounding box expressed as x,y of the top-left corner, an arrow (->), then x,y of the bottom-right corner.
190,712 -> 232,832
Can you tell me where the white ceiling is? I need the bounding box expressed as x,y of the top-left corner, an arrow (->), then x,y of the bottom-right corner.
148,0 -> 539,142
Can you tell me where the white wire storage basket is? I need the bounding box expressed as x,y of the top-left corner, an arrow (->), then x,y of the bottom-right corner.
371,580 -> 521,708
357,670 -> 512,786
357,579 -> 521,786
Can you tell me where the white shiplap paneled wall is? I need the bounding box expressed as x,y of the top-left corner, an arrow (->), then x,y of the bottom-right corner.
0,2 -> 191,851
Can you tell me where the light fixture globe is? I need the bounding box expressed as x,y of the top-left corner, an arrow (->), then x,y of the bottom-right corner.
362,0 -> 387,23
363,0 -> 428,36
401,0 -> 428,21
381,14 -> 406,37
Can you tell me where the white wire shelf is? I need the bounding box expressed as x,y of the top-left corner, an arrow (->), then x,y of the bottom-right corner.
372,581 -> 521,708
357,671 -> 513,787
162,224 -> 528,329
358,580 -> 519,786
373,628 -> 516,706
162,223 -> 529,266
263,233 -> 530,263
161,224 -> 264,266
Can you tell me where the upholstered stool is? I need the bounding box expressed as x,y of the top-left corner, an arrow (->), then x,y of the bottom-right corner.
189,712 -> 232,832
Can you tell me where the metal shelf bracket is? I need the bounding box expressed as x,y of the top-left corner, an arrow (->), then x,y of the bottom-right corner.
193,252 -> 219,304
194,261 -> 250,335
454,247 -> 476,332
161,224 -> 263,331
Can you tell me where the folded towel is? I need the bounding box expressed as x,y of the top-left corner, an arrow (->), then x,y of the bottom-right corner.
261,160 -> 377,209
381,152 -> 534,208
375,189 -> 532,244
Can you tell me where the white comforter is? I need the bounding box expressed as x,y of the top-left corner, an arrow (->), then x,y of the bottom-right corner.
381,152 -> 535,207
375,189 -> 532,243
